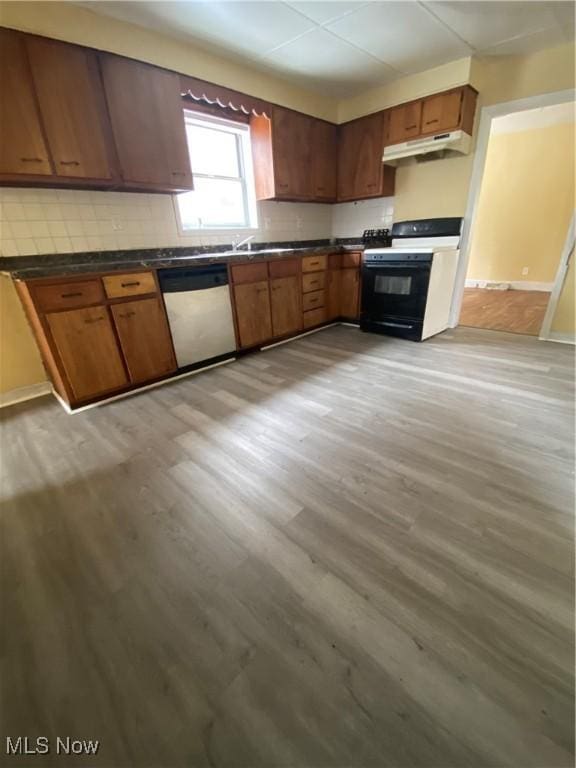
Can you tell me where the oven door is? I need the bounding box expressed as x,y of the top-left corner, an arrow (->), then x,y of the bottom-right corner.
360,262 -> 431,339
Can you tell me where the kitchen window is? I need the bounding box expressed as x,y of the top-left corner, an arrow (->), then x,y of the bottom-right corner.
176,111 -> 258,231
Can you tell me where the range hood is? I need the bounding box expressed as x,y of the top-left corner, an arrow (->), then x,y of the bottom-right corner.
383,129 -> 471,164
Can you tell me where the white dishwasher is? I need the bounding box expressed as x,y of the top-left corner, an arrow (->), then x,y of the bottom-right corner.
158,265 -> 236,369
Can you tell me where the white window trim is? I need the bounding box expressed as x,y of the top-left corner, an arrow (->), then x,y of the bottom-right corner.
174,110 -> 258,233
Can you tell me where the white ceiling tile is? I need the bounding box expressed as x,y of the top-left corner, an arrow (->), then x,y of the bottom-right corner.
82,1 -> 316,58
326,2 -> 471,73
425,1 -> 559,50
285,1 -> 368,25
264,27 -> 397,95
480,24 -> 573,57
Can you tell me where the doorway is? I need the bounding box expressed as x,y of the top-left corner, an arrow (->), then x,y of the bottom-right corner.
450,89 -> 576,343
459,102 -> 574,336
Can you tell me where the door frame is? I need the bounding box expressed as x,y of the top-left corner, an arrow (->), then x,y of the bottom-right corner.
539,212 -> 575,343
449,88 -> 576,328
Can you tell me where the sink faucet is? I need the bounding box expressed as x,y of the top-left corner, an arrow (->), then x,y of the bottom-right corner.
232,234 -> 255,252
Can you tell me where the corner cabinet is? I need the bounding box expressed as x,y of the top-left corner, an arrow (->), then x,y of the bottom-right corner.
99,54 -> 193,191
16,271 -> 177,408
251,107 -> 337,202
337,113 -> 396,202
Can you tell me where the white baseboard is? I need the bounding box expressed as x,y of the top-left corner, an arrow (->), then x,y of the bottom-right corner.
0,381 -> 52,409
465,279 -> 553,292
543,331 -> 575,345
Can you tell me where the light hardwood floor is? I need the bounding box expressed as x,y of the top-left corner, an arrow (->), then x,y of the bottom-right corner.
460,288 -> 551,336
1,326 -> 574,768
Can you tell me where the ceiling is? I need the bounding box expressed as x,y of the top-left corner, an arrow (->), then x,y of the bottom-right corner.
80,1 -> 576,98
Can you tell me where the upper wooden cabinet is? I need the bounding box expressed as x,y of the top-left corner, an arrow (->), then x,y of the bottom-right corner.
387,101 -> 422,146
384,86 -> 478,146
251,107 -> 337,202
0,29 -> 52,177
26,36 -> 115,181
99,54 -> 193,191
311,120 -> 337,201
337,112 -> 396,202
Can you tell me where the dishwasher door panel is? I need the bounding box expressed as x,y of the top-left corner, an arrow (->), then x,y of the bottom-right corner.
163,285 -> 236,368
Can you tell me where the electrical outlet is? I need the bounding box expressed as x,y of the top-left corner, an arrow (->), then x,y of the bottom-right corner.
521,267 -> 529,276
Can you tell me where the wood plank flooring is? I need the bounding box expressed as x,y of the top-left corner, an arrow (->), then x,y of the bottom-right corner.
460,288 -> 551,335
0,326 -> 574,768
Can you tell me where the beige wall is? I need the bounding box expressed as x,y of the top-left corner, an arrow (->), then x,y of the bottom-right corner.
551,257 -> 575,336
0,1 -> 338,121
0,276 -> 46,393
466,119 -> 575,283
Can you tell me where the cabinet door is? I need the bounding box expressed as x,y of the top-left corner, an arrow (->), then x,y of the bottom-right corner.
100,54 -> 193,189
233,281 -> 273,348
46,306 -> 128,402
326,269 -> 341,321
26,37 -> 114,180
311,120 -> 337,201
338,113 -> 388,201
340,269 -> 360,319
387,101 -> 422,145
421,90 -> 462,135
270,276 -> 302,338
111,298 -> 176,384
0,29 -> 52,177
272,107 -> 312,199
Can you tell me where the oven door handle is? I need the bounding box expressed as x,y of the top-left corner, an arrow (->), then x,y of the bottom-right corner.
377,321 -> 415,329
362,263 -> 429,270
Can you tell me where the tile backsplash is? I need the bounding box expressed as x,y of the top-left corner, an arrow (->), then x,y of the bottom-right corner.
0,187 -> 394,257
331,197 -> 394,240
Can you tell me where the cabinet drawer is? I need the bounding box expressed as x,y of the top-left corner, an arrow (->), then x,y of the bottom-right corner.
34,279 -> 104,312
341,252 -> 361,268
302,254 -> 327,273
231,262 -> 268,284
303,307 -> 327,329
103,272 -> 156,299
302,272 -> 326,293
302,289 -> 325,312
269,258 -> 299,279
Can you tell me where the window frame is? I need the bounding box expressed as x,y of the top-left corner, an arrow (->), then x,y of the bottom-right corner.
174,110 -> 258,233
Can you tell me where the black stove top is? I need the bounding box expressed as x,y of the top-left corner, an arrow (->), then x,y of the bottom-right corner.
361,228 -> 392,248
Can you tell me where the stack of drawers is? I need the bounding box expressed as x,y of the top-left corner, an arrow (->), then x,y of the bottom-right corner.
301,254 -> 328,329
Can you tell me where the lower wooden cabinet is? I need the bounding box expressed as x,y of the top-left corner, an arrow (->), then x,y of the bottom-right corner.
270,276 -> 301,338
46,306 -> 128,402
233,280 -> 273,348
340,267 -> 360,319
111,297 -> 176,384
326,268 -> 341,321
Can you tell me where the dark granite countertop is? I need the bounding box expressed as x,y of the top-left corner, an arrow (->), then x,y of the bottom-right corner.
1,239 -> 365,280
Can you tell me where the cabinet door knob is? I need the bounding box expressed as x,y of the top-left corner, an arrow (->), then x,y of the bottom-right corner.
84,316 -> 105,324
20,157 -> 43,163
118,311 -> 136,318
60,160 -> 80,166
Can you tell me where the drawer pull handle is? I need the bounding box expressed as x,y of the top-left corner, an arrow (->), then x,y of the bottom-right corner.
406,124 -> 417,129
121,281 -> 141,287
309,280 -> 319,285
61,291 -> 83,298
84,316 -> 104,324
425,119 -> 439,125
20,157 -> 43,163
309,298 -> 319,304
60,160 -> 80,166
118,311 -> 136,318
171,171 -> 186,176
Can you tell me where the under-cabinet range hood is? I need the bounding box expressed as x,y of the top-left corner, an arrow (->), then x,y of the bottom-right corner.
383,129 -> 471,164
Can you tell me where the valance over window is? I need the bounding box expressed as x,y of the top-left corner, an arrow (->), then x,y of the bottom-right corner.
180,75 -> 270,118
